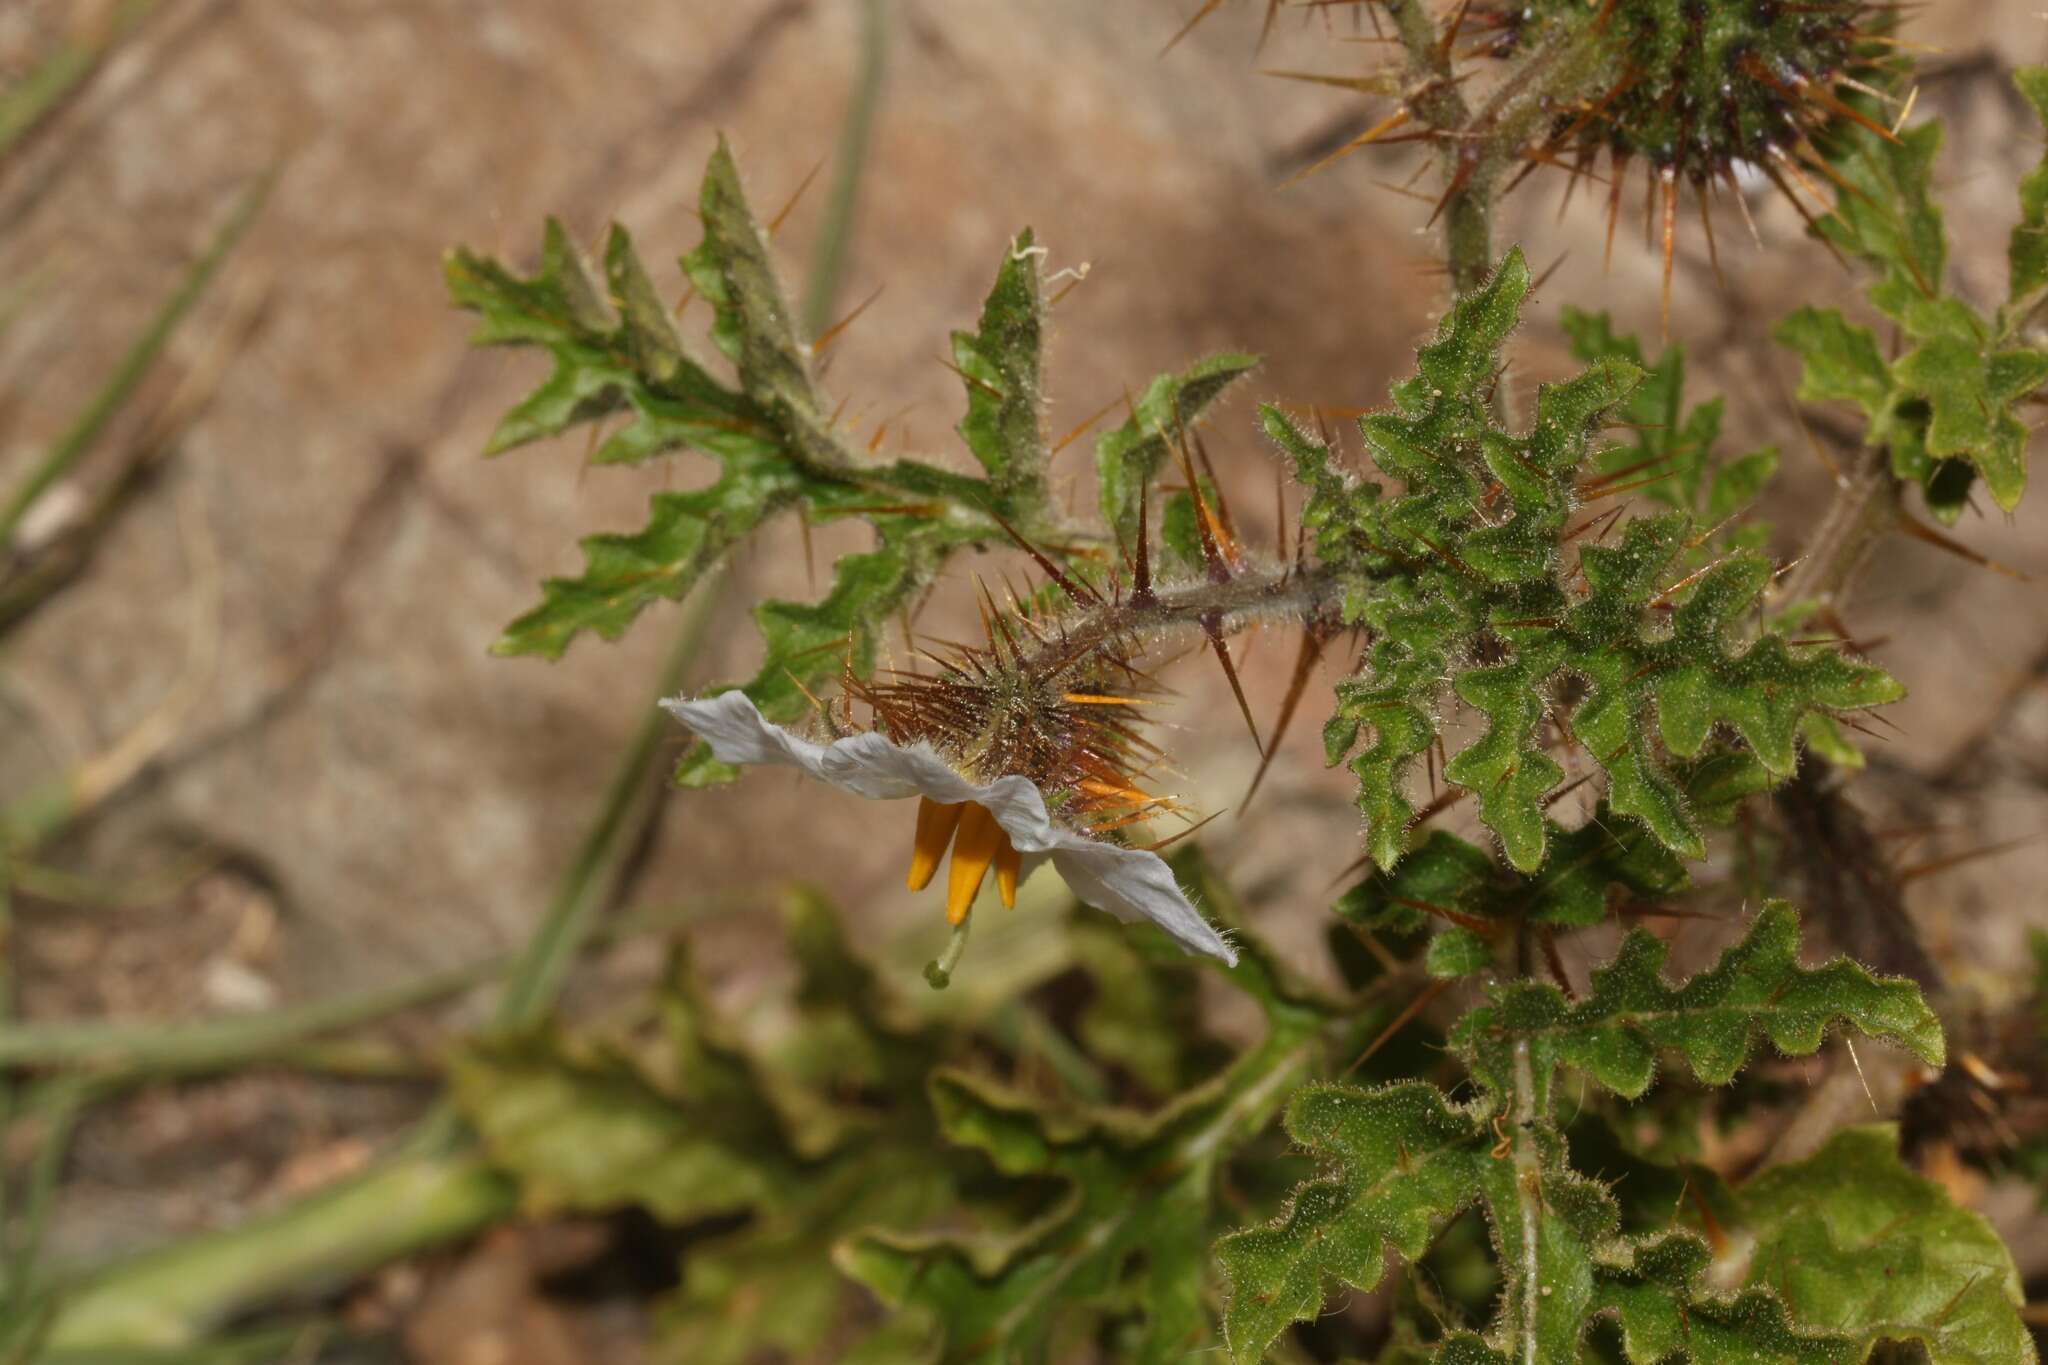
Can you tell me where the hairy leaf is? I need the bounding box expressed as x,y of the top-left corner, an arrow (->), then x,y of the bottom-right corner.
1096,352 -> 1260,549
953,230 -> 1050,511
1591,1233 -> 1856,1364
1219,903 -> 1941,1364
1217,1081 -> 1491,1360
1740,1127 -> 2033,1365
1452,900 -> 1944,1104
1560,307 -> 1778,526
840,873 -> 1332,1364
1278,251 -> 1897,871
1339,809 -> 1688,939
1785,92 -> 2048,515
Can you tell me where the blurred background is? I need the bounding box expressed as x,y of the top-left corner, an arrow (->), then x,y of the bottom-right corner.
3,1 -> 2046,1360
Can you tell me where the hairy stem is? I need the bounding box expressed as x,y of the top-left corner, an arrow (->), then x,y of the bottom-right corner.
1387,2 -> 1606,301
1020,563 -> 1341,678
1385,0 -> 1491,298
1777,440 -> 1900,618
1509,1038 -> 1544,1365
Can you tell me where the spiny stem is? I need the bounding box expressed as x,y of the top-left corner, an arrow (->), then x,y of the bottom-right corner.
1019,564 -> 1341,680
1386,0 -> 1609,302
1384,0 -> 1489,299
1777,439 -> 1900,617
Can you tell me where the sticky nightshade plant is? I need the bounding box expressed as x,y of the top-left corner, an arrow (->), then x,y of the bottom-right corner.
444,19 -> 2046,1365
450,136 -> 1343,973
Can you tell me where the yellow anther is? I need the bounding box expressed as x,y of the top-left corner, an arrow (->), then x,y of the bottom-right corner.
995,836 -> 1021,909
907,798 -> 964,892
946,803 -> 1005,924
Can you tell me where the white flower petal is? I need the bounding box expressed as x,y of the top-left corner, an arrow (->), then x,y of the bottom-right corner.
663,691 -> 1237,965
1045,836 -> 1236,964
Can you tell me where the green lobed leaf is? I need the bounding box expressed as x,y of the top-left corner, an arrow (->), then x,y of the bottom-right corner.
1216,1080 -> 1491,1363
650,894 -> 968,1364
1739,1126 -> 2034,1365
447,217 -> 770,469
840,871 -> 1332,1365
1282,250 -> 1897,871
494,450 -> 802,657
1591,1232 -> 1856,1365
1893,338 -> 2048,512
952,229 -> 1051,514
446,147 -> 814,658
1561,307 -> 1777,522
1336,812 -> 1689,972
1817,119 -> 1946,303
1451,901 -> 1944,1105
1791,108 -> 2048,515
449,956 -> 798,1221
1096,351 -> 1260,549
1775,306 -> 1892,423
2011,67 -> 2048,311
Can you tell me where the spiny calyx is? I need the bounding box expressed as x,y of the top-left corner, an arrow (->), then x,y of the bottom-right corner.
1493,0 -> 1891,187
848,604 -> 1168,828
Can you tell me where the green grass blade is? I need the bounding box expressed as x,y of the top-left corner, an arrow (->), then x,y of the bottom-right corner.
799,0 -> 889,337
491,571 -> 723,1029
0,1 -> 159,164
0,957 -> 499,1074
0,170 -> 271,546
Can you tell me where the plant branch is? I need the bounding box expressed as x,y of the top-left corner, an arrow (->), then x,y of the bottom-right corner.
1385,2 -> 1602,300
1776,440 -> 1901,618
1018,563 -> 1341,679
1507,1037 -> 1544,1365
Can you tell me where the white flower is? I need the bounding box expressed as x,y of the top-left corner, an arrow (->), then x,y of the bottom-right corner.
662,691 -> 1237,965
